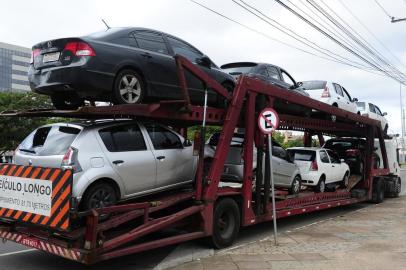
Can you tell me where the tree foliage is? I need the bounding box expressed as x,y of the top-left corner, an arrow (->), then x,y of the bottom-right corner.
0,92 -> 53,152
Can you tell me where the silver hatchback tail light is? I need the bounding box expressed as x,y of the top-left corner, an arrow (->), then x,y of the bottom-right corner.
61,147 -> 82,173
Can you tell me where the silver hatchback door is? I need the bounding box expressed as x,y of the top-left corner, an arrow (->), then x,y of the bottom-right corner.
143,123 -> 195,188
97,123 -> 157,196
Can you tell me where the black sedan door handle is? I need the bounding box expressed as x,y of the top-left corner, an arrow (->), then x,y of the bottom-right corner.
141,53 -> 152,59
113,160 -> 124,165
157,156 -> 166,161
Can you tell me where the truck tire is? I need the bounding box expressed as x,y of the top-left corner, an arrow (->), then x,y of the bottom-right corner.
210,198 -> 240,249
371,178 -> 384,204
387,177 -> 401,198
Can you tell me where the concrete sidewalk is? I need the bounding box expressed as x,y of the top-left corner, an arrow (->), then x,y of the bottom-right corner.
172,196 -> 406,270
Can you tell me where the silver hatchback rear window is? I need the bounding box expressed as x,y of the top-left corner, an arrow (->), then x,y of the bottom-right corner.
19,125 -> 81,156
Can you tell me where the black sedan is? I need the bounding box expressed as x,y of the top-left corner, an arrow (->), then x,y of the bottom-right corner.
221,62 -> 310,115
29,27 -> 236,109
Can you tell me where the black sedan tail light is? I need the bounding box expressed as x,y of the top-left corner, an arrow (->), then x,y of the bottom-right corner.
64,42 -> 96,57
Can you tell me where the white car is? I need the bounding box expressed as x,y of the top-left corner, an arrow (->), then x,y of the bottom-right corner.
287,147 -> 350,193
299,80 -> 359,114
356,101 -> 388,133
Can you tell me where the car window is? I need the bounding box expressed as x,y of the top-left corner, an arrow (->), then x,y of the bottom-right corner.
167,36 -> 203,63
273,146 -> 287,160
300,80 -> 327,90
356,102 -> 365,111
327,150 -> 341,163
19,126 -> 81,156
267,66 -> 281,80
145,124 -> 183,150
374,105 -> 383,116
319,150 -> 330,163
99,124 -> 147,152
369,103 -> 376,113
288,150 -> 315,161
257,67 -> 269,77
132,30 -> 169,54
333,83 -> 344,97
341,87 -> 352,101
281,70 -> 295,86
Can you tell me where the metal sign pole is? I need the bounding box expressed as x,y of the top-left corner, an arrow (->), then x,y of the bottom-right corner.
267,134 -> 278,245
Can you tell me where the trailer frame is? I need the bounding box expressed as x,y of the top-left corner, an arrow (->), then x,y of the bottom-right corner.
0,55 -> 395,264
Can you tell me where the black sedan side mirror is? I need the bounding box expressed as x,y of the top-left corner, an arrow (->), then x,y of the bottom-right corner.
198,56 -> 211,68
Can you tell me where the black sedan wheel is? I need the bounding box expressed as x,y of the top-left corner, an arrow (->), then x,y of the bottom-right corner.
114,70 -> 144,104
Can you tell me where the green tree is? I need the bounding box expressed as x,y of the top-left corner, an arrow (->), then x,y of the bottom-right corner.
0,92 -> 53,153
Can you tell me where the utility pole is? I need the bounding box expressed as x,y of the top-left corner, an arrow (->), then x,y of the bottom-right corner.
392,17 -> 406,23
401,83 -> 405,151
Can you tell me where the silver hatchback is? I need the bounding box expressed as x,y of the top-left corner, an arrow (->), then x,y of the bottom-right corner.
14,120 -> 197,210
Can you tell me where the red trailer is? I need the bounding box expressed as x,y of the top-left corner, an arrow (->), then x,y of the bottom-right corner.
0,55 -> 399,264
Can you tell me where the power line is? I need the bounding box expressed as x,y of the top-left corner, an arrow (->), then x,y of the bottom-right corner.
188,0 -> 388,77
374,0 -> 393,19
289,0 -> 394,73
232,0 -> 372,70
338,0 -> 406,70
314,0 -> 406,82
274,0 -> 406,84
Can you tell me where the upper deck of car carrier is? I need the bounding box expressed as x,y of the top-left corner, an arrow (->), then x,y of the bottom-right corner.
0,55 -> 396,265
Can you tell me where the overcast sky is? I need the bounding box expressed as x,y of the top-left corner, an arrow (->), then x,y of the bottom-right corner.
1,0 -> 405,134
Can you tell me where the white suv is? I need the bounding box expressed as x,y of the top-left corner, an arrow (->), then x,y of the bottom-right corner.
356,102 -> 388,133
287,147 -> 350,192
300,80 -> 359,114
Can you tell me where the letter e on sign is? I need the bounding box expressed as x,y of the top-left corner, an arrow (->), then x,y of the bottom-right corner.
258,108 -> 279,135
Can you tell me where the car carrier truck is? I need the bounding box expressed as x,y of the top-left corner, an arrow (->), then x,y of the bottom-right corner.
0,55 -> 401,264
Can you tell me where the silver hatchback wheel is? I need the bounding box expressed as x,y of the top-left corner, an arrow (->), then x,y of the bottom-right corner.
119,75 -> 142,103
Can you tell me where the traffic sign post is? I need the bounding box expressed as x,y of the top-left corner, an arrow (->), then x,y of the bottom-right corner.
258,108 -> 280,245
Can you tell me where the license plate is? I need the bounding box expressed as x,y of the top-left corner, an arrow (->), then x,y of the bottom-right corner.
43,52 -> 60,63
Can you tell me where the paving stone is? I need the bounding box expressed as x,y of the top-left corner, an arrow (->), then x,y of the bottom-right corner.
235,261 -> 271,270
262,253 -> 296,261
230,254 -> 265,262
289,253 -> 327,261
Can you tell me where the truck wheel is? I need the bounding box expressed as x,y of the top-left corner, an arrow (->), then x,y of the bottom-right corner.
388,177 -> 401,198
114,69 -> 145,104
371,178 -> 384,203
211,198 -> 240,249
316,176 -> 326,193
289,175 -> 301,195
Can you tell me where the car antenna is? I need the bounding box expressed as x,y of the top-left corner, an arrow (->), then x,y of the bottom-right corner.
101,19 -> 111,30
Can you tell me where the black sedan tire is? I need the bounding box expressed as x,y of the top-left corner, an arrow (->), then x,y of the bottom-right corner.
113,69 -> 145,104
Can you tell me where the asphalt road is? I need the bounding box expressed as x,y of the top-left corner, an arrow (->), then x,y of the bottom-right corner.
0,170 -> 405,270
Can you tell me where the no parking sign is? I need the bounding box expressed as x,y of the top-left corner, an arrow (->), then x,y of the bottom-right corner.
258,108 -> 279,134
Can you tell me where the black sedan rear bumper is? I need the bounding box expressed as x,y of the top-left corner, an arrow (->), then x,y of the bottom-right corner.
28,63 -> 115,100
